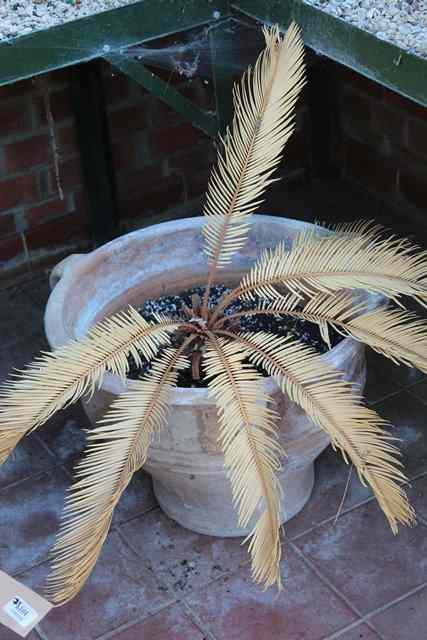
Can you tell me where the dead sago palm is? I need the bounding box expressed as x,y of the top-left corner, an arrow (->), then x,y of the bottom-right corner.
1,22 -> 426,606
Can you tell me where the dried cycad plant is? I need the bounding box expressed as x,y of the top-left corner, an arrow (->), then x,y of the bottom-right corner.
1,22 -> 427,606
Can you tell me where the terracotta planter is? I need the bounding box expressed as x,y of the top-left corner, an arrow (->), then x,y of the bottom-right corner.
45,215 -> 367,537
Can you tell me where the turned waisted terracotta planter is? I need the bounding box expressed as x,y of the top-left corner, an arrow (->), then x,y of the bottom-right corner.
45,215 -> 367,536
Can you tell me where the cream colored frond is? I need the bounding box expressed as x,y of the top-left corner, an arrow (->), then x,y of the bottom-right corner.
202,22 -> 305,273
46,345 -> 190,605
0,308 -> 180,464
239,226 -> 427,305
296,291 -> 427,372
231,331 -> 415,533
203,335 -> 283,589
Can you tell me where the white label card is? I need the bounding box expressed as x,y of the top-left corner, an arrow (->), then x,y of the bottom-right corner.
0,571 -> 52,638
3,597 -> 38,628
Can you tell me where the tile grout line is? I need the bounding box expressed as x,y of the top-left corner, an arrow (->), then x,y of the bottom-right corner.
288,467 -> 427,543
290,541 -> 366,618
287,494 -> 376,542
116,527 -> 232,640
290,541 -> 385,637
359,580 -> 427,626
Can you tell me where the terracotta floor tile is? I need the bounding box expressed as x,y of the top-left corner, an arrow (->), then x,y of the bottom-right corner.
120,508 -> 248,594
409,473 -> 427,522
36,403 -> 90,471
327,624 -> 380,639
0,334 -> 49,383
364,344 -> 426,397
372,391 -> 427,478
369,586 -> 427,640
0,434 -> 57,489
0,288 -> 44,349
110,604 -> 204,640
17,532 -> 174,640
0,468 -> 69,575
295,497 -> 427,614
20,275 -> 51,310
0,627 -> 39,640
185,548 -> 357,640
286,445 -> 372,540
407,380 -> 427,405
364,351 -> 401,405
112,472 -> 157,526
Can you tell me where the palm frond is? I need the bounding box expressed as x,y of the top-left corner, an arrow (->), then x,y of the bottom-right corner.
46,344 -> 190,605
239,226 -> 427,305
203,334 -> 283,589
227,330 -> 415,533
295,291 -> 427,371
0,308 -> 181,464
202,22 -> 305,296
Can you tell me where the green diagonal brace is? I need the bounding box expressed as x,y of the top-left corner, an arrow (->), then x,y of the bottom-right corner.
105,53 -> 218,138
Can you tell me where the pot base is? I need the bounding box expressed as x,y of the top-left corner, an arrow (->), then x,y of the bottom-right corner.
150,462 -> 315,537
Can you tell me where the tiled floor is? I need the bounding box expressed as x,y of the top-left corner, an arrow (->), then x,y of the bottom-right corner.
0,238 -> 427,638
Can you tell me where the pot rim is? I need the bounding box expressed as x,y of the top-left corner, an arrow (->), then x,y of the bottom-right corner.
45,214 -> 368,405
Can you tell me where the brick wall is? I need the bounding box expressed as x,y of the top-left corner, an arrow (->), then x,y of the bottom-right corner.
331,64 -> 427,229
0,62 -> 218,283
0,43 -> 312,284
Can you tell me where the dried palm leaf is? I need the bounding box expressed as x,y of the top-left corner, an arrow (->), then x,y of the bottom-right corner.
201,22 -> 305,312
240,227 -> 427,303
226,331 -> 415,533
46,344 -> 190,605
0,308 -> 180,464
293,291 -> 427,372
203,335 -> 283,588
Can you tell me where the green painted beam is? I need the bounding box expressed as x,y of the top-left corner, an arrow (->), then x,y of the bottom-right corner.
0,0 -> 229,87
232,0 -> 427,108
105,53 -> 218,137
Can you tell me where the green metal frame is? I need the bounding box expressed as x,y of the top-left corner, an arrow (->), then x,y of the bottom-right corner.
233,0 -> 427,108
1,0 -> 426,242
0,0 -> 229,87
105,53 -> 218,137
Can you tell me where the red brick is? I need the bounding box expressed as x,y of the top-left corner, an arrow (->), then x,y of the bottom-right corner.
117,166 -> 164,197
72,189 -> 88,218
35,87 -> 73,125
25,210 -> 90,252
48,156 -> 83,194
335,63 -> 383,99
25,196 -> 70,228
382,87 -> 427,122
112,138 -> 137,172
180,79 -> 216,111
0,174 -> 39,211
4,135 -> 50,173
406,118 -> 427,158
0,213 -> 16,236
108,105 -> 146,138
56,125 -> 80,156
103,69 -> 131,105
371,101 -> 405,145
186,169 -> 210,199
340,88 -> 372,141
399,165 -> 427,212
119,174 -> 184,219
0,102 -> 32,136
169,147 -> 215,172
150,123 -> 207,156
0,233 -> 24,265
149,98 -> 183,128
345,138 -> 398,197
0,78 -> 34,100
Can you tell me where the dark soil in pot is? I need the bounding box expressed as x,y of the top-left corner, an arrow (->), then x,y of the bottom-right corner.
125,285 -> 344,387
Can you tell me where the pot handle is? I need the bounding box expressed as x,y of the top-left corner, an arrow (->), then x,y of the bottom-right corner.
49,253 -> 87,290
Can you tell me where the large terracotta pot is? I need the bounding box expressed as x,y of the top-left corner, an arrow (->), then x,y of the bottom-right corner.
45,215 -> 367,536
